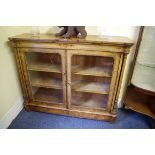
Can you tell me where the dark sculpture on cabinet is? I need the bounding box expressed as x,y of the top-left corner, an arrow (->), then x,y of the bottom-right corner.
55,26 -> 87,38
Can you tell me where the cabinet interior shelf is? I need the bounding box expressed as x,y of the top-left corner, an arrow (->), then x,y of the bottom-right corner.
126,99 -> 155,119
71,81 -> 110,94
125,86 -> 155,119
27,61 -> 62,73
72,94 -> 108,109
27,61 -> 113,78
30,76 -> 62,89
72,65 -> 113,77
33,88 -> 63,104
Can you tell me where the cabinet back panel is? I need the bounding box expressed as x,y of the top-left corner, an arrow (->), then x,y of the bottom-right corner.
25,52 -> 62,65
71,55 -> 114,67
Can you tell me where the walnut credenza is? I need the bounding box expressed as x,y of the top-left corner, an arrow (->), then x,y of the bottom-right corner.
9,34 -> 133,122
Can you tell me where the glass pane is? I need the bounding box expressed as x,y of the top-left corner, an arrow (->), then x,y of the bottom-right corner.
71,55 -> 114,110
32,87 -> 63,104
25,52 -> 62,73
71,55 -> 114,77
24,52 -> 64,105
72,92 -> 108,109
28,71 -> 62,90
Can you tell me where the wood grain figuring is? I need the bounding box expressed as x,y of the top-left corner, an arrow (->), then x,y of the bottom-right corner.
126,100 -> 155,119
20,52 -> 34,99
72,81 -> 110,94
33,88 -> 63,104
103,54 -> 121,112
9,33 -> 133,47
125,86 -> 155,119
60,50 -> 67,109
15,49 -> 29,100
110,54 -> 124,111
113,53 -> 127,110
13,42 -> 125,53
27,61 -> 62,73
71,92 -> 108,109
30,76 -> 62,89
72,65 -> 113,77
26,101 -> 116,122
9,33 -> 133,122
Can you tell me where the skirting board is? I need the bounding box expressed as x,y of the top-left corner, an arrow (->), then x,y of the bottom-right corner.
0,97 -> 24,129
117,98 -> 123,108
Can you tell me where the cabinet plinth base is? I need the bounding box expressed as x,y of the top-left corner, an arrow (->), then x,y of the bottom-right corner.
24,101 -> 116,122
24,102 -> 32,112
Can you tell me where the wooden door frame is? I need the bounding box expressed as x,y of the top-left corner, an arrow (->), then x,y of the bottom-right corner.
66,49 -> 121,113
20,48 -> 67,108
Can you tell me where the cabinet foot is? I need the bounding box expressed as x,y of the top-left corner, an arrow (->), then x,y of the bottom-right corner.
24,103 -> 31,112
110,117 -> 117,123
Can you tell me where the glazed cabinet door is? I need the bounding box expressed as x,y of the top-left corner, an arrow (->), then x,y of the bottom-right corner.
67,50 -> 121,113
19,48 -> 67,108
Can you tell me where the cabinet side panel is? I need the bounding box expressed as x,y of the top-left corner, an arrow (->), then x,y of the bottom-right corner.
106,54 -> 121,112
20,51 -> 33,100
115,48 -> 130,109
110,54 -> 124,112
15,48 -> 29,102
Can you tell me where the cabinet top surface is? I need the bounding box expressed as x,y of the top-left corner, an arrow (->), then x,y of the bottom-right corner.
9,33 -> 133,47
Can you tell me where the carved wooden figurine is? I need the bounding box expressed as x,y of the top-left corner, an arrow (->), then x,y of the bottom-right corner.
55,26 -> 87,38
